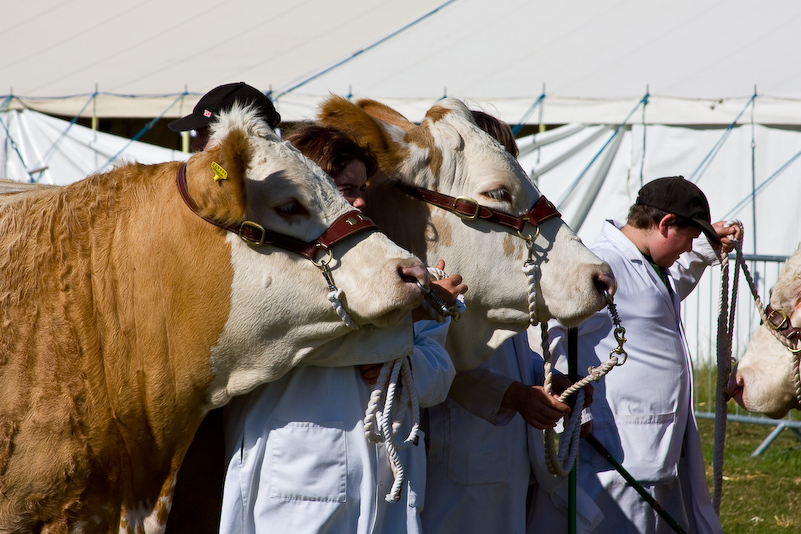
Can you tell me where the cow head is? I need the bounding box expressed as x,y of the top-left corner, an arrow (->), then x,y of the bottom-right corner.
182,104 -> 427,404
728,244 -> 801,418
319,96 -> 615,369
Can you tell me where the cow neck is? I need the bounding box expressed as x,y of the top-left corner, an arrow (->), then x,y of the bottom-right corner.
394,182 -> 560,233
176,162 -> 378,260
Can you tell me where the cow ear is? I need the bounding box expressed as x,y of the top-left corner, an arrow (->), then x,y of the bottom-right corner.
419,104 -> 464,152
319,95 -> 406,175
185,127 -> 251,227
356,99 -> 415,132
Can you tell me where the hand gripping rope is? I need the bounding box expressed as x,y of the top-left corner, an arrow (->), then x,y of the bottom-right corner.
524,238 -> 627,477
363,266 -> 465,503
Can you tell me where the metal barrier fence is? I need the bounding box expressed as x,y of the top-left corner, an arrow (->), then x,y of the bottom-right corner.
682,253 -> 801,456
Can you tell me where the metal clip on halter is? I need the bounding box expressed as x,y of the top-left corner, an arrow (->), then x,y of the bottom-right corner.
604,289 -> 628,365
416,281 -> 455,318
312,248 -> 336,291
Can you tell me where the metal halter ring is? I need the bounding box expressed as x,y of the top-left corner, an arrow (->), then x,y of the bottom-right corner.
311,248 -> 334,269
517,226 -> 541,242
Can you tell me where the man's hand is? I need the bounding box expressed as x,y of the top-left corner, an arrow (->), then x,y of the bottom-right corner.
412,259 -> 468,321
550,373 -> 594,409
501,381 -> 571,430
712,220 -> 741,254
359,363 -> 382,385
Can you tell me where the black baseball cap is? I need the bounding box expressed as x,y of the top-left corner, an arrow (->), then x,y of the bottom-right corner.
168,82 -> 281,132
635,176 -> 721,246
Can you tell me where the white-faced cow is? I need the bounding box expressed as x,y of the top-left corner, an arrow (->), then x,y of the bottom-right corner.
0,105 -> 426,533
728,244 -> 801,418
318,96 -> 615,370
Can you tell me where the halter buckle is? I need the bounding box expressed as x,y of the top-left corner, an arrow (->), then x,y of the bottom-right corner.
239,221 -> 266,246
766,308 -> 790,331
452,196 -> 480,220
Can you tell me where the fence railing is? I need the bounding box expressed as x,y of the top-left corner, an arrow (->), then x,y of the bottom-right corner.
683,253 -> 801,455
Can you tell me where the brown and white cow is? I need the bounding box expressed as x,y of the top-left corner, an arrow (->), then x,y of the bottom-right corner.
727,243 -> 801,418
318,96 -> 615,370
0,105 -> 426,533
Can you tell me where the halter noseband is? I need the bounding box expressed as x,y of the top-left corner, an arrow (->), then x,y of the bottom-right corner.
394,182 -> 561,234
177,162 -> 378,260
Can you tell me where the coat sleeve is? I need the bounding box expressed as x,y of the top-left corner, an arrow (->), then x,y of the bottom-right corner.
409,319 -> 456,408
669,235 -> 719,300
446,368 -> 518,426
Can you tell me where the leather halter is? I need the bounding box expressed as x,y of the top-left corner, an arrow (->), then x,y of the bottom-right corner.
394,182 -> 561,233
765,304 -> 801,345
177,163 -> 378,260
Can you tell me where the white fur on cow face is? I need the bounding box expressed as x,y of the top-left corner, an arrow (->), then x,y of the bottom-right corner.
730,244 -> 801,417
205,111 -> 424,406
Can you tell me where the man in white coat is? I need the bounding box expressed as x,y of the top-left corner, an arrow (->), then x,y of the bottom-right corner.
545,176 -> 738,534
219,123 -> 463,534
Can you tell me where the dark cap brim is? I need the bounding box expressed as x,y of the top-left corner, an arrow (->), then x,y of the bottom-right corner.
695,219 -> 722,247
168,114 -> 212,132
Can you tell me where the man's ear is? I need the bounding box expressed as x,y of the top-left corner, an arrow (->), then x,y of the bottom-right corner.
657,214 -> 676,236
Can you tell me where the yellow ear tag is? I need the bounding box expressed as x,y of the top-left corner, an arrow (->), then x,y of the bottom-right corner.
211,162 -> 228,182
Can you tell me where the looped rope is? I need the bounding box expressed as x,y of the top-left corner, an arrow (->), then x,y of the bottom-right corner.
529,239 -> 625,475
363,264 -> 459,502
711,221 -> 743,514
364,357 -> 420,503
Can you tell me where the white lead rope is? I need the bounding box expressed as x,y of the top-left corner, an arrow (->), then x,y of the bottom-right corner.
526,242 -> 626,477
363,266 -> 461,503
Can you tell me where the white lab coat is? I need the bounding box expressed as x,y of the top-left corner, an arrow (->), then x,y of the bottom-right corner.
544,220 -> 723,534
219,320 -> 455,534
422,332 -> 603,534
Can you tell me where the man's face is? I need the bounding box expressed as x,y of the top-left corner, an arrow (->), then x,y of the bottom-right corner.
332,159 -> 367,209
650,223 -> 701,267
190,126 -> 212,152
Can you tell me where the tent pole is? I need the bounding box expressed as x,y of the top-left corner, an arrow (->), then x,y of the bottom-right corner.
92,83 -> 98,132
567,327 -> 578,534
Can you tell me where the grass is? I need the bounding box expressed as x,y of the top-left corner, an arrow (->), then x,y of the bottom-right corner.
693,364 -> 801,533
699,418 -> 801,533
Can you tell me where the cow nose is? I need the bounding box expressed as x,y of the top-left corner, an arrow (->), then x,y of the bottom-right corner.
397,259 -> 429,286
594,271 -> 617,298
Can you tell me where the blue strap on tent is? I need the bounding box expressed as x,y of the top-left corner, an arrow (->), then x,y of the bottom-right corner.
271,0 -> 458,101
721,147 -> 801,220
39,92 -> 98,170
511,93 -> 545,136
96,93 -> 187,173
556,92 -> 650,207
688,93 -> 757,184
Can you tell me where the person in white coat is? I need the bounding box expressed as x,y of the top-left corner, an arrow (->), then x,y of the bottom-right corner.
421,111 -> 601,534
219,123 -> 464,534
544,176 -> 738,534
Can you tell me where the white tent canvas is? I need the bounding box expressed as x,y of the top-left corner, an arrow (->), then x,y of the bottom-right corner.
519,122 -> 801,257
0,109 -> 188,185
4,0 -> 801,126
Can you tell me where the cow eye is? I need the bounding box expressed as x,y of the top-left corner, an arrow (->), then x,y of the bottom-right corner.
275,200 -> 308,218
482,188 -> 511,203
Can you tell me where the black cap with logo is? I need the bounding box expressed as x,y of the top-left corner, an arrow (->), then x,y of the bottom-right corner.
635,176 -> 721,246
168,82 -> 281,132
